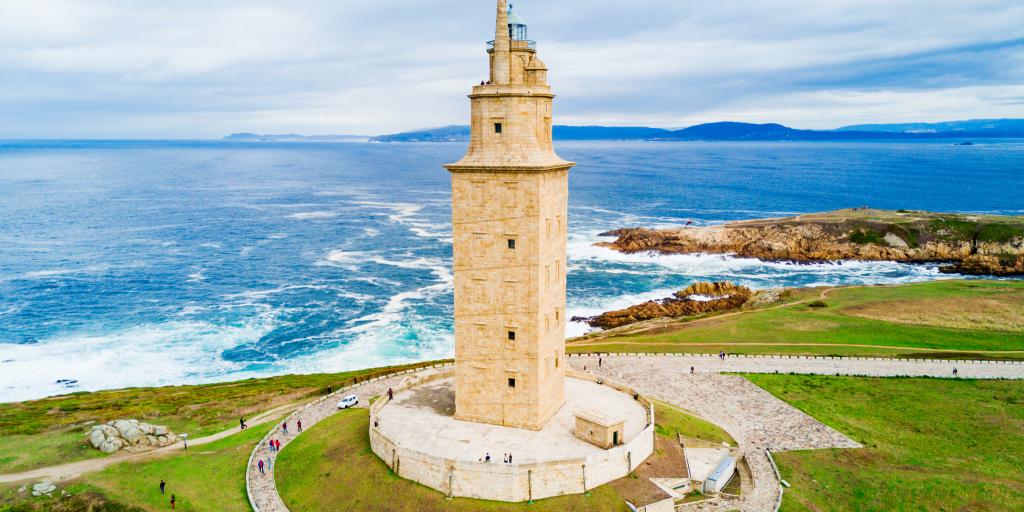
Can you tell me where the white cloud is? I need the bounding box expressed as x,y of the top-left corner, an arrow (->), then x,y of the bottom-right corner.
0,0 -> 1021,137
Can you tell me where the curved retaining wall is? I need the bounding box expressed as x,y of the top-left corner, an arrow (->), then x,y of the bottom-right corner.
246,363 -> 454,512
369,369 -> 655,502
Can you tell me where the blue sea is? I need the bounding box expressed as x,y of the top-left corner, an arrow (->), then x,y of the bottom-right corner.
1,140 -> 1022,401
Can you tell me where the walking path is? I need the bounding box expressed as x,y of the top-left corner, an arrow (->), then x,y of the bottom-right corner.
568,353 -> 1024,380
569,354 -> 1024,511
0,402 -> 300,485
245,363 -> 453,512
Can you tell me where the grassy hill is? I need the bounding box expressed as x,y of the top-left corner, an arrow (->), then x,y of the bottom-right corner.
568,280 -> 1024,359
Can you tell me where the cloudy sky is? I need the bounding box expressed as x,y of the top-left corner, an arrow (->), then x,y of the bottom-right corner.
2,0 -> 1023,138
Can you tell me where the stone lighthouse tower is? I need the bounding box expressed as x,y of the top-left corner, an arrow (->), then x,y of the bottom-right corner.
445,0 -> 575,431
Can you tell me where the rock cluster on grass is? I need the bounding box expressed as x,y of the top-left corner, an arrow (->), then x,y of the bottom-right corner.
88,419 -> 177,453
31,482 -> 56,497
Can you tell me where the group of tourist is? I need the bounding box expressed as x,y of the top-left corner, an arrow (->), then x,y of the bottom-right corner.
280,419 -> 302,434
258,456 -> 273,475
479,452 -> 515,464
158,479 -> 176,509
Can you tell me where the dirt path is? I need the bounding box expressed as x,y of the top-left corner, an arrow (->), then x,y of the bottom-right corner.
0,402 -> 300,485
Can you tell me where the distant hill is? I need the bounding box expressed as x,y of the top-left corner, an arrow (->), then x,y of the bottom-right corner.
371,119 -> 1024,142
232,118 -> 1024,143
368,125 -> 470,142
224,133 -> 370,142
837,119 -> 1024,135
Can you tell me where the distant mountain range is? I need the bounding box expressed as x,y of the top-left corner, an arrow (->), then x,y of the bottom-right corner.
223,132 -> 370,142
226,119 -> 1024,143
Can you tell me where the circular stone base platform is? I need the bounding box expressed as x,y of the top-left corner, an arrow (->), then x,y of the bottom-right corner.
369,371 -> 654,502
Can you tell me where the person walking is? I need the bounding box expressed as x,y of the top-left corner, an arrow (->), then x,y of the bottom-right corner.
258,459 -> 265,475
297,419 -> 302,433
598,356 -> 602,367
388,387 -> 394,400
953,367 -> 959,377
282,421 -> 288,435
159,479 -> 165,495
690,366 -> 695,374
240,417 -> 247,430
170,495 -> 176,509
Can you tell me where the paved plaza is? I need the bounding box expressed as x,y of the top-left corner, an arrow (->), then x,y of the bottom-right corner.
375,376 -> 649,464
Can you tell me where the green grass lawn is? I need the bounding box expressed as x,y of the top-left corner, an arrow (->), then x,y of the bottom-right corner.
0,420 -> 275,512
81,421 -> 275,511
569,280 -> 1024,359
0,361 -> 442,474
747,374 -> 1024,512
651,399 -> 734,445
276,401 -> 729,511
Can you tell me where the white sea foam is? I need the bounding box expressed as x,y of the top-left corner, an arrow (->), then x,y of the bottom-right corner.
21,265 -> 113,279
354,200 -> 451,242
286,263 -> 455,376
0,313 -> 279,403
289,211 -> 337,220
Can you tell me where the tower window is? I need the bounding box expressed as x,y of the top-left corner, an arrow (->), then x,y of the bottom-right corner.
508,377 -> 516,388
508,331 -> 516,341
507,238 -> 516,250
494,123 -> 503,134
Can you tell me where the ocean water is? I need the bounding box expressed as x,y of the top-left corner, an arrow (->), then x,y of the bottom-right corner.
1,140 -> 1022,401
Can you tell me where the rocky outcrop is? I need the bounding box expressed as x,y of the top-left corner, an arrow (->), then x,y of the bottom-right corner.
942,254 -> 1024,276
598,209 -> 1024,276
575,281 -> 754,329
88,419 -> 177,454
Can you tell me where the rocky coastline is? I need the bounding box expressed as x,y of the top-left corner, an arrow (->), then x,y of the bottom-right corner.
597,209 -> 1024,276
573,281 -> 762,329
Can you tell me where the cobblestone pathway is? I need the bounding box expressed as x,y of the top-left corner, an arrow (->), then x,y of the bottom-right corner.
570,354 -> 1024,512
245,364 -> 453,512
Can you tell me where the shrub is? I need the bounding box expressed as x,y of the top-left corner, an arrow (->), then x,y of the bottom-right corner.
849,229 -> 887,245
928,218 -> 977,241
977,223 -> 1024,243
808,300 -> 829,308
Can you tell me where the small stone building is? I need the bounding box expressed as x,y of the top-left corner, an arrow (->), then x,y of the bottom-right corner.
574,409 -> 625,449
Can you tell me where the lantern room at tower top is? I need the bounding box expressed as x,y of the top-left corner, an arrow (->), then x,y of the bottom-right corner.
488,3 -> 533,50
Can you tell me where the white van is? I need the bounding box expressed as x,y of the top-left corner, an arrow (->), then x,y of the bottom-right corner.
337,394 -> 359,409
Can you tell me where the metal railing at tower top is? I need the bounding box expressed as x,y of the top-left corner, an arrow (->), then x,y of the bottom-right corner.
487,40 -> 537,51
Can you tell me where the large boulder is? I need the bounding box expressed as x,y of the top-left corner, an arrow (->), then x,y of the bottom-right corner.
88,420 -> 176,454
111,420 -> 133,435
122,426 -> 145,445
99,438 -> 123,454
89,428 -> 106,449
